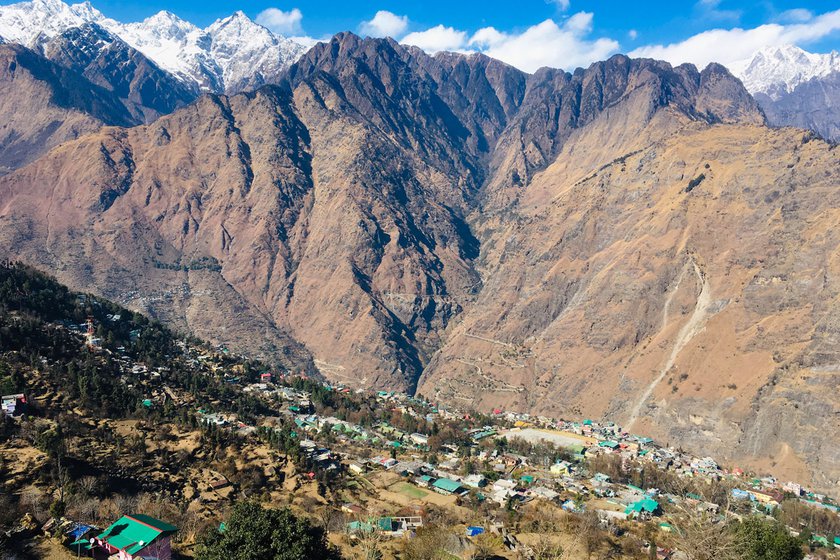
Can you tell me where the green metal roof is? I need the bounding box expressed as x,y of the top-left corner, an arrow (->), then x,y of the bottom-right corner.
625,498 -> 660,515
432,478 -> 463,493
96,514 -> 176,555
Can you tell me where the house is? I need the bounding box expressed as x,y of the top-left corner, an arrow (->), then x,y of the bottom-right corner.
409,433 -> 429,446
550,461 -> 572,476
432,478 -> 465,496
66,523 -> 97,554
463,474 -> 487,488
731,488 -> 751,500
260,372 -> 273,383
91,514 -> 177,560
341,503 -> 365,516
416,475 -> 434,488
347,517 -> 395,535
625,498 -> 661,519
493,478 -> 517,492
1,393 -> 25,416
348,461 -> 365,475
748,489 -> 780,507
530,486 -> 560,501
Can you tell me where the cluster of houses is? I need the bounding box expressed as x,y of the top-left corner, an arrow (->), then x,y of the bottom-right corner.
25,314 -> 838,554
188,370 -> 840,550
1,393 -> 26,416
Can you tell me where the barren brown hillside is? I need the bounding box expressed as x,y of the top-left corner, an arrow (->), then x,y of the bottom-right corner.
420,121 -> 840,492
0,34 -> 838,492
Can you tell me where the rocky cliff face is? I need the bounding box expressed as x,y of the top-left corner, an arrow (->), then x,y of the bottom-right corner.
730,45 -> 840,142
753,74 -> 840,143
1,34 -> 838,493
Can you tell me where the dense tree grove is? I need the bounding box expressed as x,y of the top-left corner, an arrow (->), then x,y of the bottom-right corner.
0,262 -> 275,422
735,517 -> 805,560
196,501 -> 342,560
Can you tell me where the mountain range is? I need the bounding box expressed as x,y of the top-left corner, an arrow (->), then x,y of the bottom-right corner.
0,0 -> 306,93
731,44 -> 840,142
0,2 -> 839,495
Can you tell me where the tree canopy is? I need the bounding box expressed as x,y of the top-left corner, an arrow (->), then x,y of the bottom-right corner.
197,501 -> 342,560
735,516 -> 804,560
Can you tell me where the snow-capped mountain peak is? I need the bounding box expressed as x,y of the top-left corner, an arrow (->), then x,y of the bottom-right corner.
0,0 -> 112,45
133,10 -> 200,41
730,44 -> 840,99
206,10 -> 306,92
0,0 -> 308,93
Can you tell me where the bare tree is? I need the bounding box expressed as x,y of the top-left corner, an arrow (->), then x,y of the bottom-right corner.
352,523 -> 384,560
471,532 -> 504,560
528,534 -> 565,560
577,510 -> 605,559
669,505 -> 738,560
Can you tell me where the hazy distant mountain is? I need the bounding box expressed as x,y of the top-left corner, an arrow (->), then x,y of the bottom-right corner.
0,0 -> 306,93
730,45 -> 840,141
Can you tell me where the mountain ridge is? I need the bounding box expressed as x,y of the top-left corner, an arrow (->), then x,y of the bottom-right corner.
0,0 -> 306,93
0,33 -> 838,495
731,44 -> 840,142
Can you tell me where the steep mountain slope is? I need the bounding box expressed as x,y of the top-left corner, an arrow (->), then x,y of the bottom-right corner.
730,45 -> 840,142
0,35 -> 498,388
418,121 -> 840,491
0,43 -> 135,173
1,34 -> 838,492
0,0 -> 306,94
42,23 -> 197,121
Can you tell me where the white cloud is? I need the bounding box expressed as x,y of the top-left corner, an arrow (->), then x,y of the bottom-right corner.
255,7 -> 304,36
359,10 -> 409,38
777,8 -> 813,23
475,14 -> 620,73
550,0 -> 571,11
402,12 -> 618,73
630,8 -> 840,68
401,25 -> 469,53
470,27 -> 507,49
628,29 -> 638,40
695,0 -> 741,22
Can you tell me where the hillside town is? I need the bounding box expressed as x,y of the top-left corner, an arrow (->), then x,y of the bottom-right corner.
4,335 -> 840,558
1,263 -> 839,559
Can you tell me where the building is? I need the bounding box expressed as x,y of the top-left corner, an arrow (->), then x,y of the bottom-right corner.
1,393 -> 25,416
550,460 -> 572,476
463,474 -> 487,488
409,433 -> 429,446
625,498 -> 661,519
432,478 -> 465,495
91,514 -> 177,560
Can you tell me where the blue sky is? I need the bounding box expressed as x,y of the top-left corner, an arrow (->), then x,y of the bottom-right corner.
13,0 -> 840,71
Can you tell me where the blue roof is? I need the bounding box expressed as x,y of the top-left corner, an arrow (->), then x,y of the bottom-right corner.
67,524 -> 94,540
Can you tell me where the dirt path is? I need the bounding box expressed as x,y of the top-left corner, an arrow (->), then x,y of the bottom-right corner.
626,257 -> 711,429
